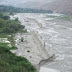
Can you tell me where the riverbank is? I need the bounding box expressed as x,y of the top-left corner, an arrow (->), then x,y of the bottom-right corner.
10,14 -> 54,71
0,13 -> 36,72
10,13 -> 72,72
11,31 -> 54,71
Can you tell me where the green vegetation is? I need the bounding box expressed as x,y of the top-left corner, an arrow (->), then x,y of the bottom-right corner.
27,50 -> 30,52
15,18 -> 19,21
0,5 -> 53,13
0,12 -> 27,47
21,37 -> 24,42
10,46 -> 18,50
0,17 -> 24,34
10,12 -> 13,15
21,29 -> 27,33
0,43 -> 36,72
8,34 -> 15,47
46,15 -> 57,18
56,15 -> 72,21
0,33 -> 7,38
0,13 -> 37,72
0,13 -> 10,20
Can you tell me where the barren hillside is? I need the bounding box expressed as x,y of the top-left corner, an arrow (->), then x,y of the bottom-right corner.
19,0 -> 72,14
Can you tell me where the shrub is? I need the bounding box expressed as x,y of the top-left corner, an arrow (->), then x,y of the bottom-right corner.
27,50 -> 30,52
15,18 -> 18,21
10,12 -> 13,15
23,29 -> 27,33
21,37 -> 24,42
10,46 -> 18,50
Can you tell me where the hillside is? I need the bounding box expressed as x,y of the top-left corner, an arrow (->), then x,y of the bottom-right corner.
0,0 -> 72,14
41,0 -> 72,14
0,0 -> 55,7
18,0 -> 55,8
18,0 -> 72,14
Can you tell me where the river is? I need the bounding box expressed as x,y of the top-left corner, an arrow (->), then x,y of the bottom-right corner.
15,13 -> 72,72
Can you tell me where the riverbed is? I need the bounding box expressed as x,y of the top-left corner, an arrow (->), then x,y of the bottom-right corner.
14,13 -> 72,72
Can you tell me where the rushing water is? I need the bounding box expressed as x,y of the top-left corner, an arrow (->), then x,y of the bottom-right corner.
16,13 -> 72,72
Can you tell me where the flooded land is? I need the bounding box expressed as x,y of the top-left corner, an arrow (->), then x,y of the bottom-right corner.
11,13 -> 72,72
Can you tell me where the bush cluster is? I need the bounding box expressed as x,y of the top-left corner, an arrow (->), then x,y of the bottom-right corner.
0,14 -> 25,34
0,43 -> 36,72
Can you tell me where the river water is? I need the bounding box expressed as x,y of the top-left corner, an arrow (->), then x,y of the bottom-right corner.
16,13 -> 72,72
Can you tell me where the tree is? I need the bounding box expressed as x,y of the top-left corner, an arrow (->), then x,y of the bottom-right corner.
10,12 -> 13,15
15,18 -> 18,21
3,16 -> 10,20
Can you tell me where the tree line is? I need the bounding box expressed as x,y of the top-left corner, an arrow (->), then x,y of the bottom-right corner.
0,13 -> 25,34
0,5 -> 53,13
